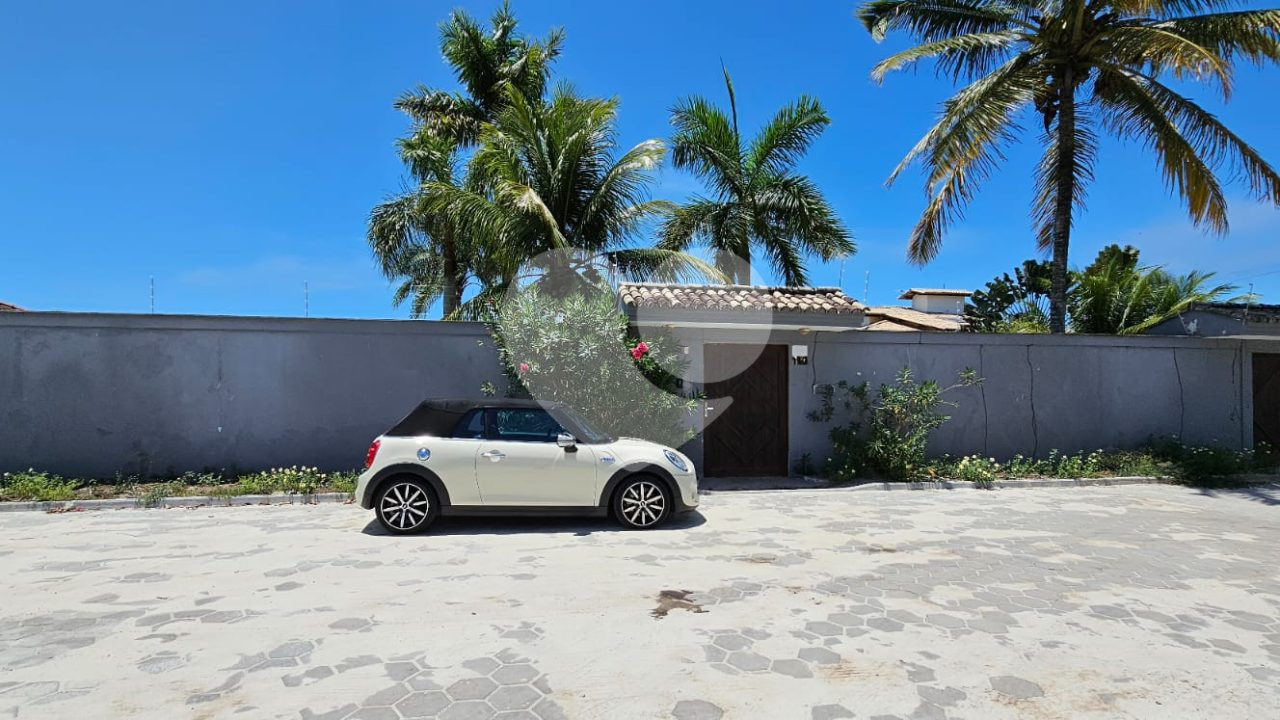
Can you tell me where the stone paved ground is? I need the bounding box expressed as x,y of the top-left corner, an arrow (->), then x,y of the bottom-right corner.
2,484 -> 1279,719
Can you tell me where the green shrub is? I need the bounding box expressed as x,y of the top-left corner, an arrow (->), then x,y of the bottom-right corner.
812,367 -> 982,482
0,470 -> 78,502
1149,437 -> 1272,481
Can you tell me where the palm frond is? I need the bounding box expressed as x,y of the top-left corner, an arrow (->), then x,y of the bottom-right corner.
858,0 -> 1025,42
870,30 -> 1024,83
747,96 -> 830,176
603,249 -> 729,284
1155,10 -> 1280,67
1095,67 -> 1280,232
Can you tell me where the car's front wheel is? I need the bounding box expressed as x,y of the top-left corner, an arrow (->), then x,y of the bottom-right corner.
613,475 -> 671,529
375,477 -> 438,535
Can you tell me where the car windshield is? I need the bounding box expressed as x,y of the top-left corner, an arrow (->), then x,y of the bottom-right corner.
550,406 -> 613,444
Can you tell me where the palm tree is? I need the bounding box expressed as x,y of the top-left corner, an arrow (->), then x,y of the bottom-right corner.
859,0 -> 1280,332
368,135 -> 477,318
421,85 -> 720,317
660,68 -> 855,286
1069,244 -> 1243,334
370,3 -> 560,318
395,1 -> 563,147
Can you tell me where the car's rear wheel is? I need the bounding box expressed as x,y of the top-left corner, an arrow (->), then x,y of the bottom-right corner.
613,475 -> 671,529
375,477 -> 438,535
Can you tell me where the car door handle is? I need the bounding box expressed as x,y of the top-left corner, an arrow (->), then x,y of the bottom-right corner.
481,450 -> 506,461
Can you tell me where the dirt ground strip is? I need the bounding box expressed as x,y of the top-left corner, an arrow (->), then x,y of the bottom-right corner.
2,484 -> 1278,719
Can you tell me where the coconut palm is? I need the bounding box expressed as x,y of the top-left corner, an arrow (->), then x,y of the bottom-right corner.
395,1 -> 563,147
859,0 -> 1280,332
1069,244 -> 1243,333
659,68 -> 855,286
367,135 -> 477,317
421,85 -> 721,318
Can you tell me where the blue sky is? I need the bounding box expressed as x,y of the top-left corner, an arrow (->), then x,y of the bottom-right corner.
2,0 -> 1278,318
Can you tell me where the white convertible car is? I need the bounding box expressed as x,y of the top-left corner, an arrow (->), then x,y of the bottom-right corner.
356,399 -> 699,534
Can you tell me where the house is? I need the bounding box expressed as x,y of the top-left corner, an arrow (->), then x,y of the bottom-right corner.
619,283 -> 984,476
1146,301 -> 1280,338
864,288 -> 971,332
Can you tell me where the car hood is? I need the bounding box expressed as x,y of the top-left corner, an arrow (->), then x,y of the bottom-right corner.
598,437 -> 691,471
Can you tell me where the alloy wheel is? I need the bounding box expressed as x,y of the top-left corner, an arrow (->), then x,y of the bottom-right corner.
620,480 -> 666,527
379,482 -> 430,531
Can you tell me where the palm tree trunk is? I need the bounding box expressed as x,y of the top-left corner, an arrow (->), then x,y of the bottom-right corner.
442,231 -> 461,318
1048,72 -> 1077,334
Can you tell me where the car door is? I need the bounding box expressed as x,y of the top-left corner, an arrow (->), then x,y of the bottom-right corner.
474,407 -> 598,506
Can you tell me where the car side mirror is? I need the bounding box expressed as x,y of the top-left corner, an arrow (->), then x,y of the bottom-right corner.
556,432 -> 577,451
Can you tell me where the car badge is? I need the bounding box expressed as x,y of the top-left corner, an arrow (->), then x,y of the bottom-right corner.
417,448 -> 431,460
600,454 -> 615,465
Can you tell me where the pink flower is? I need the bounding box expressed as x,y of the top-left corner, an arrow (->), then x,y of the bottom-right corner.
518,362 -> 530,374
630,342 -> 649,360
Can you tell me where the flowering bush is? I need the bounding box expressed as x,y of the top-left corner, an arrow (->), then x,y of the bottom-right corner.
488,286 -> 698,447
238,466 -> 331,495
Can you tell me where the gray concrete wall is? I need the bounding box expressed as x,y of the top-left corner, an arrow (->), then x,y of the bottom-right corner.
3,312 -> 1273,479
645,327 -> 1271,475
0,313 -> 505,478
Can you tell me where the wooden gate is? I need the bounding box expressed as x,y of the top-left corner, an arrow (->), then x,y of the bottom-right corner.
703,344 -> 789,477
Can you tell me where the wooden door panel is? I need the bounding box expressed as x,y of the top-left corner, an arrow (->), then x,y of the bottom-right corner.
704,344 -> 788,476
1253,353 -> 1280,450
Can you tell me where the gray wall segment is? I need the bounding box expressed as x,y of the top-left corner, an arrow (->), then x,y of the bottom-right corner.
0,313 -> 505,477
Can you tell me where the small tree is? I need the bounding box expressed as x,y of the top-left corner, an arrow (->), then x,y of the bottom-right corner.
487,286 -> 698,447
810,368 -> 981,482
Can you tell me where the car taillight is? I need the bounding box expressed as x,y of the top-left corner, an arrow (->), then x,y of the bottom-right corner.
363,439 -> 381,469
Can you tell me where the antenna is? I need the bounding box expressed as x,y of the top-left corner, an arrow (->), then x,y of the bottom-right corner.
150,276 -> 155,314
304,281 -> 310,318
1246,283 -> 1255,327
863,271 -> 870,304
838,259 -> 845,288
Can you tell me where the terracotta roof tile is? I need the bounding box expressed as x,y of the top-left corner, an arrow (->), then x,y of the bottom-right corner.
0,301 -> 24,312
864,306 -> 967,331
618,283 -> 864,315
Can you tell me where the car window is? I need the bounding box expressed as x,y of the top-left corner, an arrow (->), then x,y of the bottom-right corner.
492,409 -> 565,443
452,409 -> 487,439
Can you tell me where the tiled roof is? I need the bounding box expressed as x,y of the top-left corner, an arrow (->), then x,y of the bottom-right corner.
0,301 -> 24,312
864,306 -> 967,331
898,288 -> 972,300
618,283 -> 864,314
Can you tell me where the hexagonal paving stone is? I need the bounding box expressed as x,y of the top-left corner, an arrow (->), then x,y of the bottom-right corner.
805,621 -> 843,637
827,613 -> 863,627
770,659 -> 813,679
798,647 -> 841,665
711,634 -> 752,651
407,671 -> 441,692
268,641 -> 314,659
463,657 -> 502,675
811,705 -> 855,720
363,683 -> 409,707
439,699 -> 498,720
348,708 -> 400,720
725,651 -> 770,672
447,677 -> 499,701
671,699 -> 724,720
396,691 -> 451,719
491,663 -> 539,685
489,684 -> 541,711
866,617 -> 904,633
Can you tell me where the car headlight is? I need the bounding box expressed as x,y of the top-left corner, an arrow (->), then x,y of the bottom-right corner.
663,449 -> 688,472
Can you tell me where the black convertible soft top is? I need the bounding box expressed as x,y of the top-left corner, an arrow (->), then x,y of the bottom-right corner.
384,398 -> 568,438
